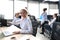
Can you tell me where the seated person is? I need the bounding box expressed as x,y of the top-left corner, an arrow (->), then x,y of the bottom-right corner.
41,13 -> 57,35
49,13 -> 57,28
49,13 -> 57,25
13,9 -> 33,34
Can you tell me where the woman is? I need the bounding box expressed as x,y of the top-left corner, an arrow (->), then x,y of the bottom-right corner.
13,9 -> 33,34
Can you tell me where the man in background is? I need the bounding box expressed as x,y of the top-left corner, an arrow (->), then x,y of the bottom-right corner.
40,8 -> 48,34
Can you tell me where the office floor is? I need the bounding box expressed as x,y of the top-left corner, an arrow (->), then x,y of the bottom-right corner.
36,27 -> 50,40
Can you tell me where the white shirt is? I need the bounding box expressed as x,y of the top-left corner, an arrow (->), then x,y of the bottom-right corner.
49,18 -> 56,25
15,17 -> 33,34
49,18 -> 56,28
40,12 -> 47,24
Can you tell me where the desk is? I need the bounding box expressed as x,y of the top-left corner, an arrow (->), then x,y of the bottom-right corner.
0,27 -> 40,40
1,34 -> 40,40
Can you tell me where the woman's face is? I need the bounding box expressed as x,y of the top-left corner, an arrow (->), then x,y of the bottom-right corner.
20,9 -> 27,17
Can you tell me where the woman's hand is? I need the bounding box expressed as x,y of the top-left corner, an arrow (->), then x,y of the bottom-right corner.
13,31 -> 20,35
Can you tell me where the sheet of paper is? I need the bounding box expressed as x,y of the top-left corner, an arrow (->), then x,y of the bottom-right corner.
2,25 -> 20,36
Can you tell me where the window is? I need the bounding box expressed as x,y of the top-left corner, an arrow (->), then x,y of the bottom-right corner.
39,3 -> 59,15
49,4 -> 58,9
0,0 -> 28,19
28,2 -> 39,19
14,0 -> 27,15
0,0 -> 13,19
40,3 -> 49,15
49,4 -> 59,15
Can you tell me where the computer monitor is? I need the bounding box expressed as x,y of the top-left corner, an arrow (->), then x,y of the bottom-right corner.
0,15 -> 4,19
47,15 -> 53,21
1,19 -> 7,26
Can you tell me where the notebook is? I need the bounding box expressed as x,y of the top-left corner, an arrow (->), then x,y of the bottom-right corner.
2,25 -> 20,36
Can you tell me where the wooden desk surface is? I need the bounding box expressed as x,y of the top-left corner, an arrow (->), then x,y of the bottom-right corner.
0,27 -> 40,40
1,34 -> 39,40
0,34 -> 40,40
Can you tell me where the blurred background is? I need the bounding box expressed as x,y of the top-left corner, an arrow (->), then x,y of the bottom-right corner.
0,0 -> 59,26
0,0 -> 59,19
0,0 -> 60,40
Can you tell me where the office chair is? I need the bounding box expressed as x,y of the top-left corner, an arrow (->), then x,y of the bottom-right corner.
51,22 -> 60,40
29,15 -> 38,37
44,24 -> 52,39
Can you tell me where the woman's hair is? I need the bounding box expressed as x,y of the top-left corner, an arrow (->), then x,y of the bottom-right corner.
21,9 -> 27,14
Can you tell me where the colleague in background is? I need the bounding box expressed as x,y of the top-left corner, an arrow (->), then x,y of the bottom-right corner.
13,9 -> 33,34
40,8 -> 48,34
49,13 -> 57,28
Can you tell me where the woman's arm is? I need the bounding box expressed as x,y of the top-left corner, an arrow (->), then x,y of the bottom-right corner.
12,19 -> 21,25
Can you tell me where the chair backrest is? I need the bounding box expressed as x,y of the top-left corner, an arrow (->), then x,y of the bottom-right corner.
44,24 -> 51,31
47,15 -> 53,21
51,22 -> 60,40
56,16 -> 60,22
29,15 -> 38,36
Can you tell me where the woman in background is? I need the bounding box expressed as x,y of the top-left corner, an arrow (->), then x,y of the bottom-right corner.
49,13 -> 57,28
